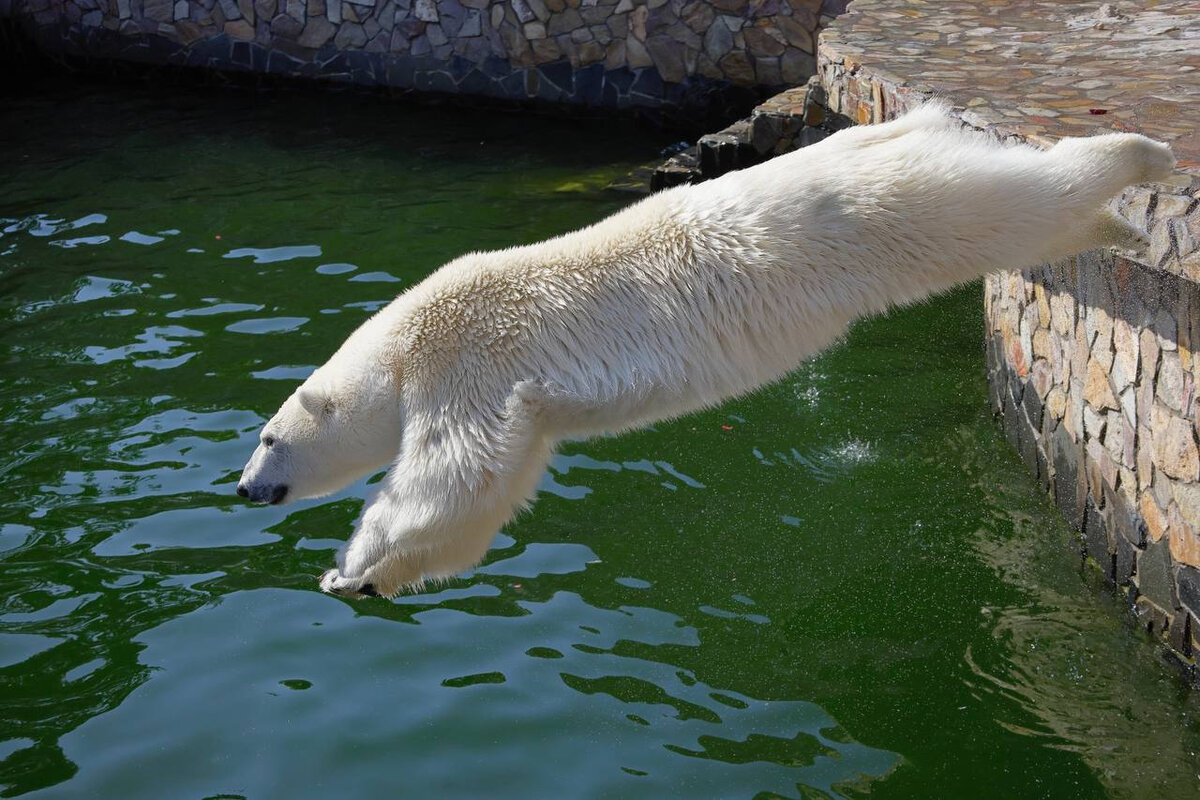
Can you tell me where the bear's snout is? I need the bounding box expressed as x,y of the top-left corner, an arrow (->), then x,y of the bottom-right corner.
236,482 -> 289,505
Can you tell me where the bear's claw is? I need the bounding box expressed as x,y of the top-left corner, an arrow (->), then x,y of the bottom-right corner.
319,568 -> 380,599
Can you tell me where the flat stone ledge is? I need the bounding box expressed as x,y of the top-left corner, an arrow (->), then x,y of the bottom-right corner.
817,0 -> 1199,283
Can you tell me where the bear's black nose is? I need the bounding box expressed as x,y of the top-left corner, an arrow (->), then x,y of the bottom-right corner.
236,484 -> 249,498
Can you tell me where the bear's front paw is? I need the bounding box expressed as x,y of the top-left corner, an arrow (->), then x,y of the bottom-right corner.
319,568 -> 382,599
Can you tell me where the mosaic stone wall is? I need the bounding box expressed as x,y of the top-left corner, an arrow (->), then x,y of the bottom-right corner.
818,1 -> 1200,678
5,0 -> 847,115
985,256 -> 1200,669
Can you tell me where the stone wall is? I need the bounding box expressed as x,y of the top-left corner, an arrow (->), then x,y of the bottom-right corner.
6,0 -> 847,117
818,2 -> 1200,678
984,238 -> 1200,672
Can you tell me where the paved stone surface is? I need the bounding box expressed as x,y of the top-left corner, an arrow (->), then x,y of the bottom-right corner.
820,1 -> 1198,166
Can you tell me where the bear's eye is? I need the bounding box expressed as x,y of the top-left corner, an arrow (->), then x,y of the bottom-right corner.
263,435 -> 276,448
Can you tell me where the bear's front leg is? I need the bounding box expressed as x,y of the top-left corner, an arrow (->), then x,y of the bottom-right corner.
320,381 -> 556,599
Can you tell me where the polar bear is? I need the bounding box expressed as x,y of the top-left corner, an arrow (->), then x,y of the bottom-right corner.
236,103 -> 1175,599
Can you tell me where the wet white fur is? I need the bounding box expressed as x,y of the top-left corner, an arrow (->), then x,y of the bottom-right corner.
236,103 -> 1175,598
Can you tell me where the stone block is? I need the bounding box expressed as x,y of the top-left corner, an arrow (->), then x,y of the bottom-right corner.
624,35 -> 652,68
414,0 -> 436,21
645,33 -> 684,82
1052,424 -> 1084,531
1179,565 -> 1200,619
270,11 -> 303,36
1083,494 -> 1111,569
1134,595 -> 1172,637
297,17 -> 335,45
1151,400 -> 1200,481
703,16 -> 733,60
1136,535 -> 1180,612
547,7 -> 582,35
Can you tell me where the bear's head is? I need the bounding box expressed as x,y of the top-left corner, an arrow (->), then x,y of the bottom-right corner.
237,363 -> 401,505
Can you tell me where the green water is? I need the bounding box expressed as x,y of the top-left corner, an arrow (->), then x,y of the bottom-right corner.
1,79 -> 1197,800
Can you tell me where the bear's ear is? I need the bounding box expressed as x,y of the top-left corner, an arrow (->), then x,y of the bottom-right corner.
297,384 -> 332,418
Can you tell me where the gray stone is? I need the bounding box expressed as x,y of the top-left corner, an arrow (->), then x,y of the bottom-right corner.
1179,565 -> 1200,618
1156,350 -> 1186,411
269,12 -> 303,37
546,7 -> 582,36
703,18 -> 733,60
1136,536 -> 1179,611
298,16 -> 336,46
459,9 -> 482,35
511,0 -> 535,23
335,20 -> 368,46
1114,514 -> 1137,583
1052,424 -> 1085,530
414,0 -> 437,21
426,21 -> 447,45
644,34 -> 685,82
1083,494 -> 1111,568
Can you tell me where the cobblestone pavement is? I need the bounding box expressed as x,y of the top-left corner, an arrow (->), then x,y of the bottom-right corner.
821,0 -> 1198,171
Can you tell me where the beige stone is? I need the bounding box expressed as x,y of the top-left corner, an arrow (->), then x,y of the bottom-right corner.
1170,481 -> 1200,533
629,3 -> 646,40
1046,387 -> 1067,420
1166,501 -> 1200,567
1030,359 -> 1052,399
1137,429 -> 1154,489
1087,437 -> 1118,490
603,39 -> 625,69
1105,409 -> 1126,464
1156,350 -> 1185,412
718,51 -> 755,84
523,20 -> 545,39
1084,405 -> 1107,442
775,14 -> 813,53
744,25 -> 785,57
1064,381 -> 1083,442
1050,330 -> 1068,384
1141,491 -> 1168,542
1151,400 -> 1200,481
1050,290 -> 1073,336
530,35 -> 559,62
1083,360 -> 1118,411
577,39 -> 605,64
624,34 -> 652,68
1112,317 -> 1139,391
1032,328 -> 1052,360
1118,466 -> 1137,503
